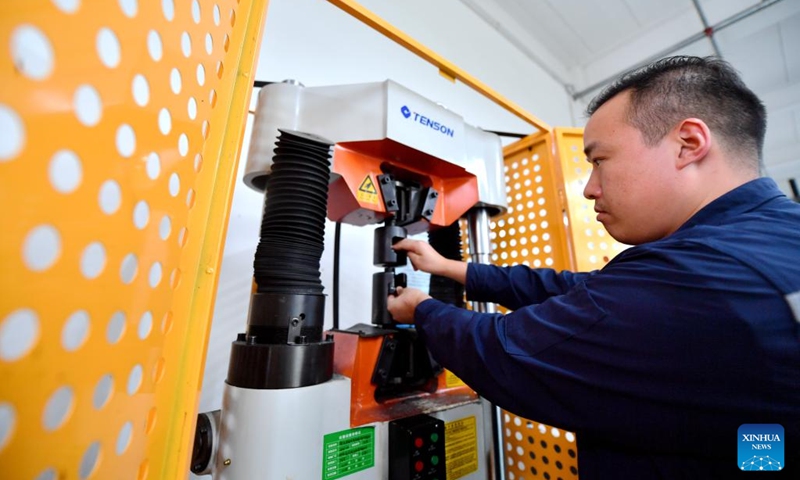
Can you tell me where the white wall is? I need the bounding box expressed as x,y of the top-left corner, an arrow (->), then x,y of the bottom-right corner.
196,0 -> 573,419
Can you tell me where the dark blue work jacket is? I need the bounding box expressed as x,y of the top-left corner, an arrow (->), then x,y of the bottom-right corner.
415,178 -> 800,479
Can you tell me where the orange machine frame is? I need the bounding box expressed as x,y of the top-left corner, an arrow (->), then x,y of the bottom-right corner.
328,139 -> 479,234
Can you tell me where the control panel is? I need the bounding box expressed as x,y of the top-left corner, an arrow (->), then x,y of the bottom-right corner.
389,414 -> 446,480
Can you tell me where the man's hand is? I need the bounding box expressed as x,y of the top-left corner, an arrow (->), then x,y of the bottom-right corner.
393,239 -> 467,284
387,287 -> 431,324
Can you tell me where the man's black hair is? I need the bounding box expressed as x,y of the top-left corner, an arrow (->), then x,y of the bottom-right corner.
586,56 -> 767,170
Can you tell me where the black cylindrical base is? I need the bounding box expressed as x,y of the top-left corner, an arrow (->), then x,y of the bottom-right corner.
247,292 -> 325,344
226,338 -> 334,389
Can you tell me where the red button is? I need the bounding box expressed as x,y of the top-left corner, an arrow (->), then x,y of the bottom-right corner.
414,437 -> 424,449
415,460 -> 424,472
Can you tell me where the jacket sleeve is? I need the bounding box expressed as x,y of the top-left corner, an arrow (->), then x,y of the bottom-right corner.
414,243 -> 786,451
465,262 -> 592,310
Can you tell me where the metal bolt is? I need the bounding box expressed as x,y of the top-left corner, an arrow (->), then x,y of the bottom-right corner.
430,191 -> 438,198
381,176 -> 390,184
424,209 -> 433,216
223,459 -> 232,466
291,318 -> 299,327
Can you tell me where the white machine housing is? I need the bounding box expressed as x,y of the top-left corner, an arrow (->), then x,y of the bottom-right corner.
245,80 -> 508,215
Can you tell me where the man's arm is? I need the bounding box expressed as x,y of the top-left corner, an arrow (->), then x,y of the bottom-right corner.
393,238 -> 590,310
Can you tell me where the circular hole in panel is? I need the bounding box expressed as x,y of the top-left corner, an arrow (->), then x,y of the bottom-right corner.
0,104 -> 25,162
0,309 -> 40,361
145,152 -> 160,179
93,374 -> 113,409
209,89 -> 217,108
545,258 -> 554,266
538,423 -> 547,434
153,357 -> 166,384
97,28 -> 121,68
127,364 -> 143,395
534,259 -> 541,267
138,311 -> 152,340
551,427 -> 561,438
80,242 -> 106,279
132,74 -> 149,107
133,200 -> 150,229
168,173 -> 180,196
170,68 -> 182,94
162,0 -> 174,21
161,311 -> 173,334
120,254 -> 138,284
79,441 -> 101,479
181,32 -> 191,57
106,311 -> 126,344
508,472 -> 515,480
196,64 -> 205,86
11,25 -> 55,80
229,8 -> 236,26
215,61 -> 223,79
223,34 -> 230,52
52,0 -> 80,13
194,154 -> 202,172
178,134 -> 189,156
213,5 -> 221,25
566,431 -> 575,442
191,0 -> 201,23
187,97 -> 197,120
119,0 -> 137,17
138,460 -> 149,480
43,386 -> 74,430
74,84 -> 102,126
517,460 -> 525,471
147,30 -> 162,61
116,124 -> 136,158
49,149 -> 83,193
116,421 -> 133,455
543,233 -> 551,241
506,456 -> 513,466
159,215 -> 171,240
23,224 -> 61,272
158,108 -> 171,135
170,268 -> 182,289
106,182 -> 134,221
201,120 -> 209,138
145,407 -> 157,434
186,189 -> 195,208
148,262 -> 162,288
35,468 -> 56,480
62,310 -> 90,352
205,33 -> 213,54
503,413 -> 509,423
0,403 -> 15,452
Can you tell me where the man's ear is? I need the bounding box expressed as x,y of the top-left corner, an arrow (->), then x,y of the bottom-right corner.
675,118 -> 711,169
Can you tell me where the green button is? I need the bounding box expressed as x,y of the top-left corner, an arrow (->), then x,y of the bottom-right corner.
430,433 -> 439,442
431,455 -> 440,465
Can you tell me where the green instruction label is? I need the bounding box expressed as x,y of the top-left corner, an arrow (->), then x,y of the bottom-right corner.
322,427 -> 375,480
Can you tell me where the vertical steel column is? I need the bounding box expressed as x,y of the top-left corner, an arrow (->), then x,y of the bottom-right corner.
466,207 -> 505,480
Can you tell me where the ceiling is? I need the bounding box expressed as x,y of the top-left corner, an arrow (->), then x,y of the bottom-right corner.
459,0 -> 800,196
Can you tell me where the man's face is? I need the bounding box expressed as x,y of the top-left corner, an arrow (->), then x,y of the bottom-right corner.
582,91 -> 680,245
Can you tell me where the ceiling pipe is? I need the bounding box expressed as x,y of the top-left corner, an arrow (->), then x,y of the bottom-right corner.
691,0 -> 723,58
572,0 -> 786,100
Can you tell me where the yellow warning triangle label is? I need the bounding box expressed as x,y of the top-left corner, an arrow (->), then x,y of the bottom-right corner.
358,175 -> 377,194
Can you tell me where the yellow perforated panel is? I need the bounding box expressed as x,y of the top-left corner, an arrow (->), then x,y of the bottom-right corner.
0,0 -> 268,478
554,128 -> 628,271
490,133 -> 573,270
503,413 -> 579,480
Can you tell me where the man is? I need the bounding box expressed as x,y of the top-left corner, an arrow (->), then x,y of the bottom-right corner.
387,56 -> 800,479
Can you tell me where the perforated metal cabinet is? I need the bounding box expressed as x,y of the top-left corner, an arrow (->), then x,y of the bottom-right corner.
0,1 -> 269,478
